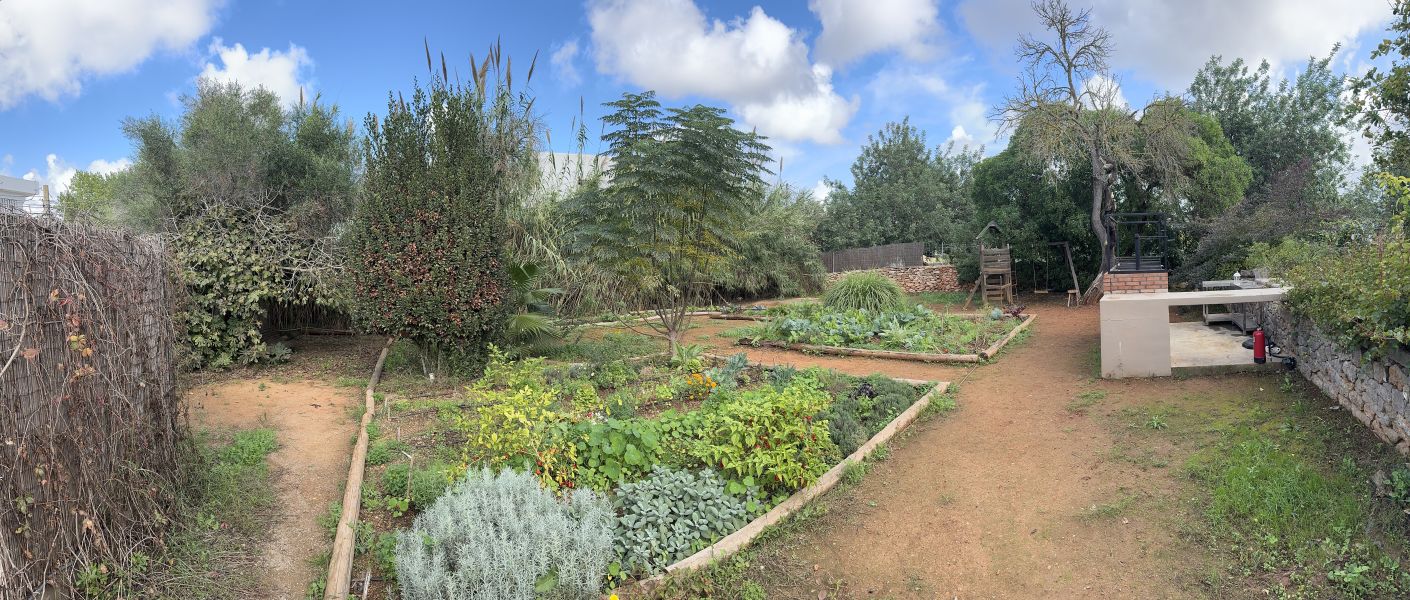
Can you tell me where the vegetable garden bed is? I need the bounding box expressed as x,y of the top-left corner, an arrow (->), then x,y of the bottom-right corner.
735,302 -> 1036,363
340,347 -> 948,597
635,374 -> 949,592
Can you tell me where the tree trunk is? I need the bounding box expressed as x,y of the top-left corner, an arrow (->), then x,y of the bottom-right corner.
1089,145 -> 1112,275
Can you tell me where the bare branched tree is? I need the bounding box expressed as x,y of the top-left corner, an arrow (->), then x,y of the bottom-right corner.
992,0 -> 1192,294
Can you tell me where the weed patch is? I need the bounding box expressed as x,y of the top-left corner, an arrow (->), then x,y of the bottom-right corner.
1067,389 -> 1106,414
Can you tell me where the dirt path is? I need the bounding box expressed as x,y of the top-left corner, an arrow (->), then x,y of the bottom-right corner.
190,379 -> 359,600
683,299 -> 1213,598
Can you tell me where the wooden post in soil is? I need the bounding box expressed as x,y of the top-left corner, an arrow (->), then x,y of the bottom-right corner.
324,337 -> 394,600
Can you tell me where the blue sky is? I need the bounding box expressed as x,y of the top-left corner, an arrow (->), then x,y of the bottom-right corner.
0,0 -> 1398,201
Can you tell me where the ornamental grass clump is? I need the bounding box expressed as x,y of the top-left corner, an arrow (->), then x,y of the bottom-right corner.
822,272 -> 907,312
395,468 -> 613,600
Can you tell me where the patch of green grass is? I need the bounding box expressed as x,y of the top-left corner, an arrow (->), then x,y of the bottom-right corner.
909,291 -> 969,306
919,391 -> 958,419
716,326 -> 754,339
1066,389 -> 1107,414
334,376 -> 368,388
1105,443 -> 1169,469
215,428 -> 277,467
1186,428 -> 1410,597
842,460 -> 870,485
870,442 -> 891,461
539,331 -> 665,363
316,502 -> 342,539
1191,435 -> 1363,554
1079,492 -> 1136,520
367,438 -> 410,466
118,427 -> 279,599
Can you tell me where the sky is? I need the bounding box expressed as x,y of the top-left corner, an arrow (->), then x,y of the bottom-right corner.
0,0 -> 1399,203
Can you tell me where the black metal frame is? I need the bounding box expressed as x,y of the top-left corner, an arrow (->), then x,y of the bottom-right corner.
1107,212 -> 1170,273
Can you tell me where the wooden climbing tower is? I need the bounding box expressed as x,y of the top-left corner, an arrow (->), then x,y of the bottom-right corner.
964,221 -> 1015,308
979,244 -> 1014,305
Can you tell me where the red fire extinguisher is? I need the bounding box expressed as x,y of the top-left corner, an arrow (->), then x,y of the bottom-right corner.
1252,327 -> 1267,364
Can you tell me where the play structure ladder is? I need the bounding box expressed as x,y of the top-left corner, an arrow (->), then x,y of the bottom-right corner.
979,245 -> 1014,305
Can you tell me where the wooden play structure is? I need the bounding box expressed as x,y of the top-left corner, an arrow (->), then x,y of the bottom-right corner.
1048,241 -> 1082,306
965,222 -> 1015,308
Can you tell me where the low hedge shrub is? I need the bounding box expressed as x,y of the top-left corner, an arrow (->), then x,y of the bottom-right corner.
611,467 -> 761,578
395,468 -> 613,600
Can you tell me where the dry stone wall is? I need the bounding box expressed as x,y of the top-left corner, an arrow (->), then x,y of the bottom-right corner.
825,265 -> 960,294
1265,303 -> 1410,454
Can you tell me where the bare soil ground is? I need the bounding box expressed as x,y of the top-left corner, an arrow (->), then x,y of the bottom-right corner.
679,298 -> 1221,598
187,336 -> 382,600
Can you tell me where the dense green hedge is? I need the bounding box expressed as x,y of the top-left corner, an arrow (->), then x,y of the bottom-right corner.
173,206 -> 322,368
349,73 -> 535,373
1251,174 -> 1410,354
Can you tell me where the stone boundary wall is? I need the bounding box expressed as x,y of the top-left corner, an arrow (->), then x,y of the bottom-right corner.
825,265 -> 960,293
1265,303 -> 1410,454
1104,271 -> 1169,294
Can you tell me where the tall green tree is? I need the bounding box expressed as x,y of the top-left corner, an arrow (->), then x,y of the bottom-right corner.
57,169 -> 130,223
719,184 -> 826,299
992,0 -> 1192,291
971,121 -> 1101,283
567,91 -> 770,352
1190,52 -> 1349,192
815,119 -> 978,258
349,52 -> 537,375
976,109 -> 1249,288
118,80 -> 355,367
1347,0 -> 1410,176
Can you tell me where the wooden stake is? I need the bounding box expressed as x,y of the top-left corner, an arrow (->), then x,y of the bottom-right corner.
324,337 -> 394,600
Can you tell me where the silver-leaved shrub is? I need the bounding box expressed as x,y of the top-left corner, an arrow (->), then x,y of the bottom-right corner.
613,466 -> 760,577
395,468 -> 613,599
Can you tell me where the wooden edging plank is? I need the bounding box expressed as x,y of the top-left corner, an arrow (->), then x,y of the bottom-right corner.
576,311 -> 720,329
634,379 -> 950,591
737,339 -> 981,363
324,337 -> 394,600
708,314 -> 770,321
978,313 -> 1036,360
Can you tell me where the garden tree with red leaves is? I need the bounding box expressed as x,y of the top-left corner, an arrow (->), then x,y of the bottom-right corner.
349,47 -> 538,376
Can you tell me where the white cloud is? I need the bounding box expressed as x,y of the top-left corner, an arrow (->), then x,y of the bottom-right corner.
588,0 -> 858,144
1082,74 -> 1128,110
551,39 -> 582,86
0,0 -> 221,108
737,64 -> 855,144
810,0 -> 939,67
960,0 -> 1391,88
811,179 -> 831,202
87,158 -> 133,176
867,66 -> 999,151
198,40 -> 314,105
946,125 -> 974,147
